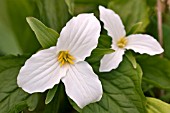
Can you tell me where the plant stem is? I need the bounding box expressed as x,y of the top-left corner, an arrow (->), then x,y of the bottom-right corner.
157,0 -> 165,97
157,0 -> 163,47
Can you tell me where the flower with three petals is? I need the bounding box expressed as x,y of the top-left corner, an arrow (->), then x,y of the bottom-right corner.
99,6 -> 164,72
17,14 -> 103,108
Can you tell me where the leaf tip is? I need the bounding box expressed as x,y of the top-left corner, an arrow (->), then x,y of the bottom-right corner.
45,98 -> 50,105
26,17 -> 37,25
26,17 -> 32,22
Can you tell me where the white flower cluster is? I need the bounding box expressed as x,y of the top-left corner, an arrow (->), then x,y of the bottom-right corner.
17,6 -> 163,108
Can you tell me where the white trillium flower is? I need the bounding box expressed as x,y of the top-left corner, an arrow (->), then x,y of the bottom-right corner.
99,6 -> 164,72
17,14 -> 103,108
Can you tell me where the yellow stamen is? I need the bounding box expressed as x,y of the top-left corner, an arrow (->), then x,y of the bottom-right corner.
68,54 -> 75,60
63,54 -> 67,61
58,57 -> 63,63
60,60 -> 65,67
67,58 -> 74,64
58,52 -> 64,60
117,37 -> 127,48
57,51 -> 75,67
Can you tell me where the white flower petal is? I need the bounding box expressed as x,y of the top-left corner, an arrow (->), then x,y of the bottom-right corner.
62,61 -> 103,108
99,6 -> 126,44
17,47 -> 67,94
57,14 -> 101,62
125,34 -> 164,55
99,49 -> 125,72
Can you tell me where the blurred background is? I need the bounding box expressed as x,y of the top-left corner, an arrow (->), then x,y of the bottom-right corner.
0,0 -> 170,106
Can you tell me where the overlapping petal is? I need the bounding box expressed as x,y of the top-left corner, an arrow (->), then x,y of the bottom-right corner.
17,47 -> 67,94
99,49 -> 125,72
99,6 -> 126,44
57,14 -> 101,62
125,34 -> 164,55
62,61 -> 103,108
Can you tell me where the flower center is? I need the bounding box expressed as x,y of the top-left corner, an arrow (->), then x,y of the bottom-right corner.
57,51 -> 75,67
117,37 -> 127,48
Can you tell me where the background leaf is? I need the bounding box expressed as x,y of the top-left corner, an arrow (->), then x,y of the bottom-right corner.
125,51 -> 137,69
146,97 -> 170,113
34,0 -> 71,32
65,0 -> 75,15
0,55 -> 39,113
137,55 -> 170,89
127,22 -> 143,35
43,83 -> 75,113
86,48 -> 114,63
27,17 -> 59,49
45,85 -> 58,104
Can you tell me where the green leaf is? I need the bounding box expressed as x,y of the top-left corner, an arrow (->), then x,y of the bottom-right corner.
68,98 -> 82,112
9,102 -> 27,113
108,0 -> 150,32
127,22 -> 143,35
92,48 -> 114,56
98,35 -> 112,48
146,97 -> 170,113
27,93 -> 39,111
125,51 -> 137,69
136,55 -> 170,89
44,83 -> 73,113
9,93 -> 39,113
86,48 -> 114,63
65,0 -> 75,15
72,56 -> 147,113
0,55 -> 39,113
34,0 -> 71,32
45,85 -> 58,104
26,17 -> 59,49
